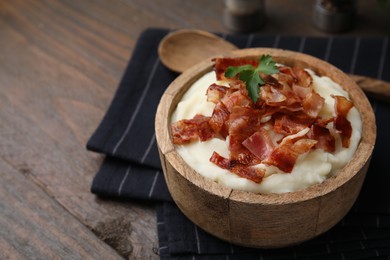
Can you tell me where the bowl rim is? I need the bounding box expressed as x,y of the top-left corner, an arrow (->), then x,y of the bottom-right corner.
155,47 -> 376,205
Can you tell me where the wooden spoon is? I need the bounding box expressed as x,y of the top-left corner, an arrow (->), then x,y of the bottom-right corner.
158,29 -> 390,102
158,29 -> 237,73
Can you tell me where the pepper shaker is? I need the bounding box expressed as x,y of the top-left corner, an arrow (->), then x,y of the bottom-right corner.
312,0 -> 356,33
223,0 -> 265,32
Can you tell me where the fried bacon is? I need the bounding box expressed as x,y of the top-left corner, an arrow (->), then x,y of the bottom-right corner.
277,66 -> 296,86
334,114 -> 352,148
210,152 -> 265,183
308,124 -> 336,153
264,138 -> 317,173
333,95 -> 353,148
221,90 -> 253,112
293,67 -> 313,88
273,112 -> 315,136
171,59 -> 356,182
228,107 -> 263,165
302,91 -> 325,118
333,95 -> 354,116
171,115 -> 214,144
206,83 -> 229,104
208,102 -> 230,138
242,128 -> 275,161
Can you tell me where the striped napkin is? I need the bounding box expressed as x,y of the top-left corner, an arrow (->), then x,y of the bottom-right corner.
87,28 -> 390,259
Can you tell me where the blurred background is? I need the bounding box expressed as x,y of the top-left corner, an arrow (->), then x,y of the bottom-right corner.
2,1 -> 388,65
91,0 -> 390,37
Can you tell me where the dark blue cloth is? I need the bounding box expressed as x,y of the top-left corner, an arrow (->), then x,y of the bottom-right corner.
87,28 -> 390,259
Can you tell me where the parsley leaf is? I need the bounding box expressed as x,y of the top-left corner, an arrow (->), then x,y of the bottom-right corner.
224,55 -> 279,103
225,64 -> 254,78
257,55 -> 279,75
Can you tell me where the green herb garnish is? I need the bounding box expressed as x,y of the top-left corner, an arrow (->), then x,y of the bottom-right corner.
224,55 -> 279,103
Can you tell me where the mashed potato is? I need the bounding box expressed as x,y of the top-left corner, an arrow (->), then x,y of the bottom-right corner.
171,70 -> 362,194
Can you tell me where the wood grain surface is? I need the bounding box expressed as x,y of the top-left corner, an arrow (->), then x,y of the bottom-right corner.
0,0 -> 387,259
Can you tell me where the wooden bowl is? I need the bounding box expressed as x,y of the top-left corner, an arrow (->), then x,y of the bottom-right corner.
155,48 -> 376,248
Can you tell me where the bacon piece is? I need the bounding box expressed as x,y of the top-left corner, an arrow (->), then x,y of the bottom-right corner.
308,124 -> 335,153
228,80 -> 246,92
261,84 -> 301,110
228,80 -> 251,101
334,115 -> 352,148
293,67 -> 312,88
234,165 -> 265,184
333,95 -> 353,116
206,84 -> 229,104
242,128 -> 275,161
264,138 -> 317,173
171,115 -> 213,144
228,107 -> 263,165
302,91 -> 325,118
292,138 -> 318,153
263,106 -> 281,117
221,90 -> 253,112
264,75 -> 282,88
316,117 -> 335,127
332,95 -> 353,148
261,85 -> 287,104
273,112 -> 315,136
292,84 -> 312,99
277,66 -> 296,86
209,102 -> 230,138
279,66 -> 295,76
210,151 -> 237,169
278,66 -> 311,84
287,67 -> 312,100
213,58 -> 258,81
210,152 -> 265,183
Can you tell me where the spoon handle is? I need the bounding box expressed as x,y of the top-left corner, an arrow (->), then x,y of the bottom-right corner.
349,74 -> 390,103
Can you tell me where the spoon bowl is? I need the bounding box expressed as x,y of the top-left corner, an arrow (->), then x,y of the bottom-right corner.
158,29 -> 237,73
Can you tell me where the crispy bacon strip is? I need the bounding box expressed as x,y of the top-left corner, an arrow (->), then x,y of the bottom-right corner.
222,90 -> 253,112
273,112 -> 315,136
332,95 -> 353,148
334,115 -> 352,148
261,85 -> 287,104
209,102 -> 230,138
302,91 -> 325,118
210,152 -> 265,183
292,84 -> 312,99
171,115 -> 213,144
206,84 -> 229,104
264,138 -> 317,173
242,128 -> 275,161
264,75 -> 282,88
333,95 -> 353,116
293,67 -> 312,88
262,84 -> 300,107
308,124 -> 335,153
277,66 -> 296,86
228,107 -> 263,165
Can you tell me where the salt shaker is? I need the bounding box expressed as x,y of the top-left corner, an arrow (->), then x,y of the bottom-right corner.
224,0 -> 265,32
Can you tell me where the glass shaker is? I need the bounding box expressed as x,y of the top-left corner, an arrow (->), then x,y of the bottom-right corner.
224,0 -> 266,32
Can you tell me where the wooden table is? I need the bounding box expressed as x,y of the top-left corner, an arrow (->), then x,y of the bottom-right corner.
0,1 -> 387,259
